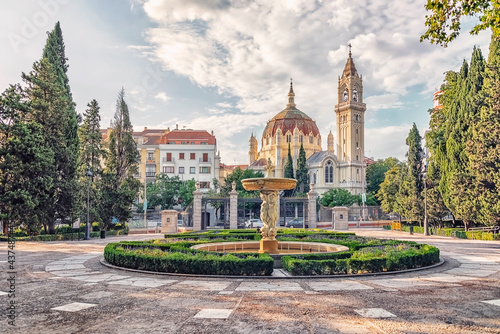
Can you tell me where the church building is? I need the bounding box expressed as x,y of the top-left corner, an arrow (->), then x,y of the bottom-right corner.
248,48 -> 366,196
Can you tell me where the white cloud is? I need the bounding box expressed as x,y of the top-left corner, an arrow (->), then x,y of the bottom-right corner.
365,125 -> 412,161
155,92 -> 171,102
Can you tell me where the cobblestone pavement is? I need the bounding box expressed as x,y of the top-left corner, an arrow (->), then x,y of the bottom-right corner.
1,229 -> 499,333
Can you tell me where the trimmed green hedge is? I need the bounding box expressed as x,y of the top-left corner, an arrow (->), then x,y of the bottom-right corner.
0,229 -> 128,242
104,242 -> 273,276
399,225 -> 500,240
282,244 -> 440,275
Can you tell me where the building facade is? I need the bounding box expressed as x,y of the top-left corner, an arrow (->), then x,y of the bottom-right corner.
158,128 -> 220,192
248,48 -> 366,196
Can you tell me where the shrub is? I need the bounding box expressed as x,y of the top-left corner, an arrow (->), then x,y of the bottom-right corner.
104,242 -> 274,276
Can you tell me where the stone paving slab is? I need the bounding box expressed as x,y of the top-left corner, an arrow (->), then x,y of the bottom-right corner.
108,278 -> 177,288
420,273 -> 479,283
354,308 -> 397,318
236,281 -> 303,291
194,309 -> 233,319
366,277 -> 442,289
51,302 -> 97,312
170,280 -> 232,291
482,299 -> 500,307
307,281 -> 373,291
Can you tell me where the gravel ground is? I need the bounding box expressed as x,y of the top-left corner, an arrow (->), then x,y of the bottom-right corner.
0,229 -> 499,334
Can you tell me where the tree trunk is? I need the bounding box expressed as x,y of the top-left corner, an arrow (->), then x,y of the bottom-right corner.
48,220 -> 56,234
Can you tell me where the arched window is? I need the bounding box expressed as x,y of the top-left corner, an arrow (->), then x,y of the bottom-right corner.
313,173 -> 317,184
309,134 -> 313,144
266,136 -> 269,145
299,135 -> 303,143
353,88 -> 358,102
286,134 -> 291,143
325,161 -> 334,183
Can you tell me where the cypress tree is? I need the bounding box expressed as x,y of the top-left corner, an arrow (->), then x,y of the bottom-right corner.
398,124 -> 424,224
466,33 -> 500,226
283,144 -> 295,197
295,143 -> 309,194
78,99 -> 105,225
97,89 -> 140,230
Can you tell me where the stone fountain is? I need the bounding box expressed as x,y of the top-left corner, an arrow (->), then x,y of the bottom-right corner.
241,159 -> 296,254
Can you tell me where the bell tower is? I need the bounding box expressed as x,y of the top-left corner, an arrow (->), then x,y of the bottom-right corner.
334,45 -> 366,194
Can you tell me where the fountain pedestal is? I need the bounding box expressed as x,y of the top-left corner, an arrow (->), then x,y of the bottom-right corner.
259,239 -> 279,254
242,160 -> 297,254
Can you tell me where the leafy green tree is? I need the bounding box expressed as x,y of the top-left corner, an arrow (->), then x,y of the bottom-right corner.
0,85 -> 54,236
320,188 -> 358,207
366,157 -> 400,200
295,143 -> 309,194
41,22 -> 80,231
377,164 -> 403,217
145,174 -> 196,210
421,0 -> 500,46
221,167 -> 264,197
97,89 -> 140,230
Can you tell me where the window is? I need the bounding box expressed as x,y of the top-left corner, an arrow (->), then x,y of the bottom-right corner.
266,137 -> 269,145
356,129 -> 358,134
190,167 -> 196,174
325,161 -> 333,183
200,167 -> 211,174
179,167 -> 185,174
202,153 -> 208,162
299,135 -> 303,143
190,153 -> 196,160
200,142 -> 207,145
146,166 -> 156,177
309,135 -> 313,144
199,182 -> 210,189
313,173 -> 317,184
166,153 -> 172,162
163,166 -> 174,173
179,153 -> 184,160
286,134 -> 291,143
147,152 -> 154,162
181,141 -> 186,144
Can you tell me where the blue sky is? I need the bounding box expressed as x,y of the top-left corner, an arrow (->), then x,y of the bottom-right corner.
0,0 -> 492,164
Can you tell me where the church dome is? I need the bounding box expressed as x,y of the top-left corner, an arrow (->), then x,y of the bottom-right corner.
262,82 -> 320,138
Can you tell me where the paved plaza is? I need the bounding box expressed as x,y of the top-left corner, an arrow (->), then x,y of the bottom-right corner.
1,229 -> 499,333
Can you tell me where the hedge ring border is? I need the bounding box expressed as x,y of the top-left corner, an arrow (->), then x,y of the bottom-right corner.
100,256 -> 445,280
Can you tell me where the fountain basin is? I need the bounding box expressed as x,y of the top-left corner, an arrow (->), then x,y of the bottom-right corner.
241,177 -> 297,191
191,241 -> 349,268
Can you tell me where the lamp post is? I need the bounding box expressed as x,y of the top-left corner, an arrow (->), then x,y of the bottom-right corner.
85,168 -> 93,240
356,147 -> 366,220
422,165 -> 429,236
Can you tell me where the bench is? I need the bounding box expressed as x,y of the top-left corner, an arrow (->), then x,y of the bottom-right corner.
467,226 -> 499,233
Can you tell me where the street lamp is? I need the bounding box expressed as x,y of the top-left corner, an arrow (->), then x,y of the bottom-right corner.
85,168 -> 93,240
356,147 -> 366,220
422,164 -> 429,236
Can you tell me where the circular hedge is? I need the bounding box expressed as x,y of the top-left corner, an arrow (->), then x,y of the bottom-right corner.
103,229 -> 440,276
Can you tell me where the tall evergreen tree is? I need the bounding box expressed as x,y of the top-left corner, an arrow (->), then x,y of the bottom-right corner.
78,99 -> 105,225
78,99 -> 104,178
295,143 -> 309,194
21,58 -> 72,233
97,89 -> 140,230
398,124 -> 424,224
0,85 -> 54,236
283,144 -> 295,196
377,164 -> 403,215
466,33 -> 500,226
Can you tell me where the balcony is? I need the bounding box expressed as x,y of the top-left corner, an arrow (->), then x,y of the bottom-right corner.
146,159 -> 156,164
145,172 -> 156,178
199,158 -> 211,164
162,157 -> 175,163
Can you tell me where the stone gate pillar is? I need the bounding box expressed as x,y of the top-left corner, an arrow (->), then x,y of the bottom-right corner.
308,183 -> 317,228
230,181 -> 238,229
193,182 -> 203,231
333,206 -> 349,230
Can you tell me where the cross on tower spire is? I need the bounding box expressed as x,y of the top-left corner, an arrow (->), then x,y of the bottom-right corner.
348,43 -> 352,57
